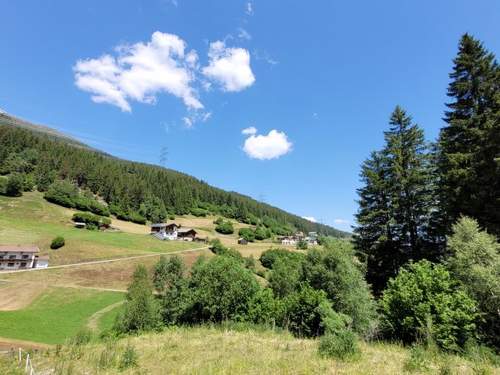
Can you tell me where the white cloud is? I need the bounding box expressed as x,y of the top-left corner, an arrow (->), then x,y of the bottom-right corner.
334,219 -> 350,225
242,126 -> 257,135
302,216 -> 317,223
182,111 -> 212,128
253,49 -> 279,65
202,41 -> 255,92
74,31 -> 203,112
237,28 -> 252,41
246,2 -> 254,15
243,129 -> 292,160
0,107 -> 6,114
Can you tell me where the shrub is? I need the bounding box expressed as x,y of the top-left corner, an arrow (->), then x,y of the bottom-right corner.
213,217 -> 224,225
0,176 -> 7,194
44,180 -> 78,207
5,173 -> 24,197
318,331 -> 359,360
191,207 -> 208,217
209,239 -> 244,263
70,328 -> 93,346
153,255 -> 185,294
380,260 -> 479,351
187,256 -> 260,322
259,248 -> 304,269
254,226 -> 271,240
246,288 -> 281,326
238,228 -> 255,242
215,220 -> 234,234
72,212 -> 109,229
114,265 -> 161,334
296,239 -> 308,250
446,217 -> 500,349
50,236 -> 65,249
281,285 -> 332,338
269,258 -> 301,298
301,240 -> 377,337
119,343 -> 138,370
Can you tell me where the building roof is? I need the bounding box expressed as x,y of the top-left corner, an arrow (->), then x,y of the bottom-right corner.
178,227 -> 196,234
0,245 -> 40,253
151,223 -> 168,228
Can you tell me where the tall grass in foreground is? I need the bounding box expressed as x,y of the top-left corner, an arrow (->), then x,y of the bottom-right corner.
29,325 -> 499,375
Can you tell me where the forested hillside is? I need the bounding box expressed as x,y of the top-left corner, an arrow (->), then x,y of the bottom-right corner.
0,115 -> 347,237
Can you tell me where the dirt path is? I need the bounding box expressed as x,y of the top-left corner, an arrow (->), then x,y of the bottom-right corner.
0,245 -> 209,275
0,337 -> 52,351
86,301 -> 125,331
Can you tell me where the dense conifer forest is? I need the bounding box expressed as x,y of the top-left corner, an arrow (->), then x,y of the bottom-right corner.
0,113 -> 347,238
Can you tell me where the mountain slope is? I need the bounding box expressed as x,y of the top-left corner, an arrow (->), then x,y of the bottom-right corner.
0,113 -> 349,237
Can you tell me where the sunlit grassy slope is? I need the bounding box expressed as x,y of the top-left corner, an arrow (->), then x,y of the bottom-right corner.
29,326 -> 497,375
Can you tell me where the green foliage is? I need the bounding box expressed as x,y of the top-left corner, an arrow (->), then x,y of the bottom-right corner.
0,176 -> 7,194
268,258 -> 301,298
380,260 -> 479,351
259,248 -> 304,269
215,220 -> 234,234
446,217 -> 500,349
187,256 -> 260,322
209,239 -> 244,264
153,255 -> 185,294
238,227 -> 255,242
70,328 -> 93,346
72,212 -> 110,229
114,265 -> 161,334
300,240 -> 376,336
246,288 -> 281,326
119,343 -> 138,370
50,236 -> 65,249
354,106 -> 439,295
318,330 -> 360,360
5,173 -> 24,197
191,207 -> 208,217
437,34 -> 500,238
0,123 -> 346,238
254,226 -> 271,240
280,285 -> 331,338
296,239 -> 308,250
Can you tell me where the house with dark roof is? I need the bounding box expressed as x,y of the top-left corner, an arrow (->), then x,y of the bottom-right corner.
150,223 -> 197,241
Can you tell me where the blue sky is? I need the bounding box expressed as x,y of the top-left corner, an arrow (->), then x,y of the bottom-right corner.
1,1 -> 499,231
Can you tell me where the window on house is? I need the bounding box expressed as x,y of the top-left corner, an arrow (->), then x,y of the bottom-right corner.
9,255 -> 16,259
7,263 -> 14,267
20,262 -> 27,267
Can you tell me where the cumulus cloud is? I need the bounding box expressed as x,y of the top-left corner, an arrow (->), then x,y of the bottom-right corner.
74,31 -> 203,112
242,126 -> 257,135
302,216 -> 317,223
243,128 -> 292,160
202,41 -> 255,92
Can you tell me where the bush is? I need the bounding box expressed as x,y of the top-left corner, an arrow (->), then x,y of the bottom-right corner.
296,239 -> 308,250
187,256 -> 260,322
0,176 -> 7,194
281,285 -> 332,338
446,217 -> 500,349
50,236 -> 65,249
259,248 -> 304,269
119,343 -> 138,370
238,228 -> 255,242
215,220 -> 234,234
269,258 -> 301,298
191,207 -> 208,217
209,239 -> 244,263
254,226 -> 271,240
114,265 -> 161,334
5,173 -> 24,197
246,288 -> 281,326
44,180 -> 78,208
70,328 -> 93,346
300,240 -> 377,337
318,331 -> 360,360
380,260 -> 479,351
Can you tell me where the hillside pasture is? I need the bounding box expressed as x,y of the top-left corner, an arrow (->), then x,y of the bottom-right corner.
0,287 -> 124,344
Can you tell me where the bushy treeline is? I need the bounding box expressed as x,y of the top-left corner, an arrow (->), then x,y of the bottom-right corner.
0,121 -> 347,237
115,239 -> 373,359
354,34 -> 499,352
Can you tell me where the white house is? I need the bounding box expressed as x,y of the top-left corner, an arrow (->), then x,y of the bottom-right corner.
0,245 -> 48,270
150,223 -> 197,241
280,236 -> 297,246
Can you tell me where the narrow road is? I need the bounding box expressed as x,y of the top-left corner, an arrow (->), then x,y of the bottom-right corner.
86,301 -> 125,330
0,245 -> 209,275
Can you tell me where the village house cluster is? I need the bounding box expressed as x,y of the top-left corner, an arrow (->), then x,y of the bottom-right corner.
0,245 -> 48,271
150,223 -> 201,242
279,231 -> 319,246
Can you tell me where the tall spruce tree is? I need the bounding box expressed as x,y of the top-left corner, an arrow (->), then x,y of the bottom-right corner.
437,34 -> 500,236
354,107 -> 435,294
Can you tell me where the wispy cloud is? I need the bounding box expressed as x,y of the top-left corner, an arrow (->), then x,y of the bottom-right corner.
245,1 -> 254,16
237,27 -> 252,41
334,219 -> 350,225
253,49 -> 279,65
302,216 -> 317,223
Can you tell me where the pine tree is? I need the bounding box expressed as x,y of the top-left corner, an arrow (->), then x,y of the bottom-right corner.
437,34 -> 500,236
354,106 -> 436,294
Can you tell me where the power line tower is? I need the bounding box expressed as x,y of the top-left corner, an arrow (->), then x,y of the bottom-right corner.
159,146 -> 169,168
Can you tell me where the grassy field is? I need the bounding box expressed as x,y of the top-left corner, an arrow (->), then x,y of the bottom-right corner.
23,326 -> 497,374
0,287 -> 124,344
0,193 -> 200,265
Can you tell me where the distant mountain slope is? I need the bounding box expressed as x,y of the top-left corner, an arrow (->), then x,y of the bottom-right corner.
0,113 -> 92,150
0,113 -> 349,238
